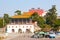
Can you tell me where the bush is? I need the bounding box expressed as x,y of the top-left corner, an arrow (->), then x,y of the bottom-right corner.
42,24 -> 51,32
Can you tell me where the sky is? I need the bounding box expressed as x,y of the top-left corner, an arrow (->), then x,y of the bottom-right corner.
0,0 -> 60,17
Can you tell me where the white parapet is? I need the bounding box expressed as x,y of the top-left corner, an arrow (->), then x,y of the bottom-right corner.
6,24 -> 34,33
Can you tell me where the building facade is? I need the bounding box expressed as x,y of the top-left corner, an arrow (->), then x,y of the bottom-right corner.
29,8 -> 47,16
6,12 -> 34,33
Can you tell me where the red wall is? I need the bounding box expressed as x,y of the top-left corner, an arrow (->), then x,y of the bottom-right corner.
29,8 -> 44,16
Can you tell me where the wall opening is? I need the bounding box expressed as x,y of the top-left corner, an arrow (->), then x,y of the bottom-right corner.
26,29 -> 31,33
12,29 -> 15,32
18,29 -> 22,33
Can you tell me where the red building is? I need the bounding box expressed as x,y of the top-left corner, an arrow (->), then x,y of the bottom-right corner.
29,8 -> 46,16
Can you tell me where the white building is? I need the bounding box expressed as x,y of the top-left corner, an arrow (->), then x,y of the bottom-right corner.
41,11 -> 47,16
7,24 -> 34,33
6,12 -> 35,33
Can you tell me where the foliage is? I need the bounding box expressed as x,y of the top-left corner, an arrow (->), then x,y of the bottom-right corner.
53,19 -> 60,31
31,12 -> 45,28
31,12 -> 39,21
45,5 -> 57,27
37,17 -> 45,28
0,18 -> 3,28
15,10 -> 21,15
3,14 -> 10,26
53,19 -> 60,26
42,24 -> 51,32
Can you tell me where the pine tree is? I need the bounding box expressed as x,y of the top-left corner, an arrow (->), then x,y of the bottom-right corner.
45,5 -> 57,27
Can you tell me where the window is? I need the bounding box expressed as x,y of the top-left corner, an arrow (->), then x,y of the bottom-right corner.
12,26 -> 14,28
16,26 -> 17,28
27,26 -> 28,28
23,26 -> 24,28
9,26 -> 10,28
30,26 -> 32,28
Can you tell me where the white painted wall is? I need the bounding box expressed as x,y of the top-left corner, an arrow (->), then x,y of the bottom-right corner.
6,24 -> 34,33
40,11 -> 47,16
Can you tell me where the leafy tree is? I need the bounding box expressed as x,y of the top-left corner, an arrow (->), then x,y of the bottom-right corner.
31,12 -> 45,28
53,19 -> 60,31
45,5 -> 57,27
42,24 -> 51,32
15,10 -> 21,15
53,19 -> 60,26
0,18 -> 3,28
3,14 -> 10,26
31,12 -> 39,21
37,16 -> 45,28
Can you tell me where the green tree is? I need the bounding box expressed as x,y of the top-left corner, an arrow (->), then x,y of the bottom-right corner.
42,24 -> 51,32
31,12 -> 45,28
53,19 -> 60,26
3,14 -> 10,26
37,16 -> 45,28
45,5 -> 57,27
0,18 -> 3,28
31,12 -> 39,21
15,10 -> 21,15
53,19 -> 60,31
